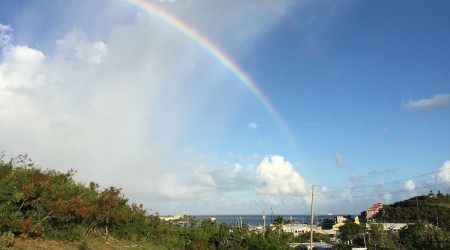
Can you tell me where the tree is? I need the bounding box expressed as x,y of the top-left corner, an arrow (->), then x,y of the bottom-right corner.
338,221 -> 364,247
321,218 -> 335,230
399,223 -> 449,249
368,224 -> 397,249
274,216 -> 285,225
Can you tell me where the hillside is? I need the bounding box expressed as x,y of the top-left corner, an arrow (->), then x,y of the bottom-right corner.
372,192 -> 450,230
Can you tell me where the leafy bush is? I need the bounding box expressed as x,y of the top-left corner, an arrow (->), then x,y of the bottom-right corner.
0,231 -> 14,248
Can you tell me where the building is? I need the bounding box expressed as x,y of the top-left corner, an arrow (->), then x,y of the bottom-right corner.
366,202 -> 383,219
366,223 -> 410,232
336,215 -> 347,224
160,215 -> 183,221
292,242 -> 333,249
282,224 -> 316,235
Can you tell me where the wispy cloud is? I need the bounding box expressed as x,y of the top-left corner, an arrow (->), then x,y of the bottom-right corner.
248,122 -> 258,129
0,24 -> 12,46
402,94 -> 450,111
381,126 -> 390,134
335,153 -> 351,169
306,121 -> 324,128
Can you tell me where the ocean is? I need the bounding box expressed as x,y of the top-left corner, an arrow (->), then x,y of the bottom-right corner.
193,214 -> 338,226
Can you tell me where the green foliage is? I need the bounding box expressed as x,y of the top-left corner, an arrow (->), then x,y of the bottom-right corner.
373,194 -> 450,231
367,224 -> 398,250
320,218 -> 334,230
0,155 -> 149,240
338,221 -> 365,247
360,194 -> 450,249
0,231 -> 14,248
398,222 -> 449,250
273,215 -> 285,225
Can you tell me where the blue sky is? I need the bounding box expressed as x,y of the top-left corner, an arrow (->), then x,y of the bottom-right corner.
0,0 -> 449,215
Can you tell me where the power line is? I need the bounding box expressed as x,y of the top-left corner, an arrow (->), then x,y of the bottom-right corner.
318,181 -> 450,198
316,167 -> 450,190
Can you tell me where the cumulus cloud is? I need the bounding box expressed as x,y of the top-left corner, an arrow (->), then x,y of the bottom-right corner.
0,20 -> 218,206
402,94 -> 450,111
56,28 -> 107,64
0,45 -> 46,90
404,179 -> 415,190
256,155 -> 309,196
0,0 -> 302,214
436,160 -> 450,183
191,169 -> 217,188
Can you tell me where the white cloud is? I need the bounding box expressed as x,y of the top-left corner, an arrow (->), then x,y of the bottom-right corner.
338,188 -> 354,202
0,24 -> 12,46
0,0 -> 306,214
191,169 -> 217,188
402,94 -> 450,111
436,160 -> 450,183
248,122 -> 258,129
76,41 -> 107,64
0,45 -> 46,90
383,193 -> 393,202
404,180 -> 415,190
157,174 -> 207,201
256,155 -> 309,196
56,28 -> 107,64
0,21 -> 212,205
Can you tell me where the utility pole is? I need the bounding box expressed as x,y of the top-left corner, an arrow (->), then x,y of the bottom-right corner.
416,196 -> 421,223
271,207 -> 274,224
263,210 -> 266,237
310,185 -> 315,250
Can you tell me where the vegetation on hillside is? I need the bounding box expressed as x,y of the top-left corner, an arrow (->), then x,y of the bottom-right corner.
0,154 -> 308,249
372,192 -> 450,230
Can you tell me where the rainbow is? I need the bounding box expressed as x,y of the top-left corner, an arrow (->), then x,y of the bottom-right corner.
125,0 -> 296,142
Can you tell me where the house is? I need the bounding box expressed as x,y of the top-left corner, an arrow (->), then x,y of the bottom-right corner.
336,215 -> 347,224
160,215 -> 183,221
366,223 -> 410,232
332,215 -> 360,231
282,224 -> 315,235
366,202 -> 383,219
292,242 -> 333,249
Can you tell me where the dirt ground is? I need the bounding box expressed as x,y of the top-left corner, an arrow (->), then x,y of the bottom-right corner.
10,237 -> 165,250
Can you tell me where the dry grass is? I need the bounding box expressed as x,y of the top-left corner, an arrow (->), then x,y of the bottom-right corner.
11,237 -> 165,250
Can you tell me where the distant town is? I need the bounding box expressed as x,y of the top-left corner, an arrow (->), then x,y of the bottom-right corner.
158,191 -> 449,249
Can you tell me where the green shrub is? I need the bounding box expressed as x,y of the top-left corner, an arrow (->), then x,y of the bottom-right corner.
0,231 -> 15,248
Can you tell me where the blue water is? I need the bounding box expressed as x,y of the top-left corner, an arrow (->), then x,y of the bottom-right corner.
193,215 -> 337,226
